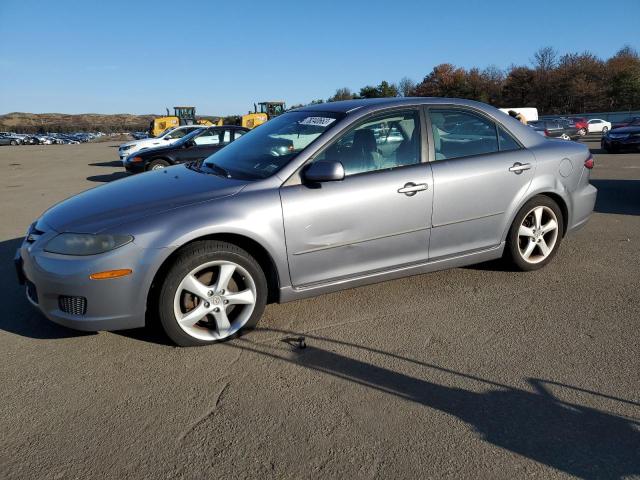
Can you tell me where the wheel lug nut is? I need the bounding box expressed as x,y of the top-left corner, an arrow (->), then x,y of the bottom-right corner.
214,307 -> 220,312
207,290 -> 213,296
204,302 -> 210,308
224,300 -> 229,304
220,289 -> 225,294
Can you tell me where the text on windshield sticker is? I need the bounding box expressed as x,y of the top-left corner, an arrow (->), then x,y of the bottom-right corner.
299,117 -> 336,127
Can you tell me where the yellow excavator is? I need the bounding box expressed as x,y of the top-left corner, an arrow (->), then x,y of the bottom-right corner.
149,106 -> 222,137
241,101 -> 286,129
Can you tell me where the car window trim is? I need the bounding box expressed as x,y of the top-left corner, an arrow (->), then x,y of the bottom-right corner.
283,106 -> 428,186
422,104 -> 525,162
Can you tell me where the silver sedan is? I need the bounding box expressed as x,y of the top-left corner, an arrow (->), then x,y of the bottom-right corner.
16,98 -> 597,346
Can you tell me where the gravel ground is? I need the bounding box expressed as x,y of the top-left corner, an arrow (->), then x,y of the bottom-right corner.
0,139 -> 638,479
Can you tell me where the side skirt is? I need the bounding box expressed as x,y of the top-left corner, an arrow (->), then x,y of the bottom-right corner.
278,242 -> 505,303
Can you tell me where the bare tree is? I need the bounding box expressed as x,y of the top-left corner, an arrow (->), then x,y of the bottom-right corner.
398,77 -> 416,97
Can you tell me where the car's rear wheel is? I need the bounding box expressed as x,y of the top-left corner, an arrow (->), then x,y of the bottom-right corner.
10,140 -> 17,146
602,126 -> 609,134
505,196 -> 564,271
578,128 -> 587,136
158,241 -> 267,346
560,133 -> 570,140
148,159 -> 170,171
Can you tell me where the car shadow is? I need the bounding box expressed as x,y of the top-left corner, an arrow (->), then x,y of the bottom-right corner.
0,238 -> 94,340
229,329 -> 640,480
591,179 -> 640,216
87,172 -> 130,183
89,160 -> 122,167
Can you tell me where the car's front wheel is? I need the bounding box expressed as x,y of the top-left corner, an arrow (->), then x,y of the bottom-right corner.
602,126 -> 609,134
147,159 -> 170,171
158,241 -> 267,346
505,196 -> 564,271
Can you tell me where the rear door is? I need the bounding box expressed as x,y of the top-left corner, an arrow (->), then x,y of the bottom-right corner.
280,109 -> 433,287
427,107 -> 535,260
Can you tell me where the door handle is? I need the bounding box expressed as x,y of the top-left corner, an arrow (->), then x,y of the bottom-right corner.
509,162 -> 531,174
397,182 -> 428,196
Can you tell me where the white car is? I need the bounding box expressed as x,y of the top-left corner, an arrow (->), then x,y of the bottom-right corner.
118,125 -> 204,161
587,118 -> 611,134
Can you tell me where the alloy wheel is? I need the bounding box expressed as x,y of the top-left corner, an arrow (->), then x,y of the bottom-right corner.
152,164 -> 165,170
517,206 -> 559,264
173,260 -> 257,341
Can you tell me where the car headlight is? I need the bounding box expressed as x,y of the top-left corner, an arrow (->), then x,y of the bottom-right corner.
44,233 -> 133,256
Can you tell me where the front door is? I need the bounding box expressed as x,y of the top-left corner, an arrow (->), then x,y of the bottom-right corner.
280,109 -> 433,287
427,107 -> 536,260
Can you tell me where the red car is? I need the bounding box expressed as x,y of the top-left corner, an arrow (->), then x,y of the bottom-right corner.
570,117 -> 589,136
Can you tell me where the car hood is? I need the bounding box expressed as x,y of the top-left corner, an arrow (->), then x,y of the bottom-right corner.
133,142 -> 186,158
120,137 -> 165,149
609,126 -> 640,134
41,165 -> 248,234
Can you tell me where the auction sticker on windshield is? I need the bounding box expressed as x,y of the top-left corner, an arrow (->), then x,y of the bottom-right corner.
299,117 -> 336,127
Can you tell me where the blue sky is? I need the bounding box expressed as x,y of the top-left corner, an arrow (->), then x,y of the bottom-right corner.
1,0 -> 638,115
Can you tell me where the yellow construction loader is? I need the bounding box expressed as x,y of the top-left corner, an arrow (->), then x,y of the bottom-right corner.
149,106 -> 222,137
241,101 -> 286,129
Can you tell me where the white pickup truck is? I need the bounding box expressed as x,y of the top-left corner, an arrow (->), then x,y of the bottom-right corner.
118,125 -> 203,161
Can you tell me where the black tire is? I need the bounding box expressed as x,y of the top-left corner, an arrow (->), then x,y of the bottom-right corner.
147,158 -> 170,171
504,195 -> 564,271
158,241 -> 267,347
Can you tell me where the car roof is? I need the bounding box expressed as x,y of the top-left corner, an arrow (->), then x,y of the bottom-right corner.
293,97 -> 506,114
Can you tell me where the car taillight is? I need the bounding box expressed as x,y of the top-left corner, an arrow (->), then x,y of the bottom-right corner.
544,129 -> 550,137
584,154 -> 594,169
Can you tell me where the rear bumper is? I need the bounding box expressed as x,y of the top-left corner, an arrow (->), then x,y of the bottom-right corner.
567,181 -> 597,234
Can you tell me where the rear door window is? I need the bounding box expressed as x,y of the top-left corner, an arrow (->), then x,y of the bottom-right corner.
429,109 -> 500,160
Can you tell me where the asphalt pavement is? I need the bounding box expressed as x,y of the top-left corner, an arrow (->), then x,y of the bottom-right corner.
0,138 -> 638,479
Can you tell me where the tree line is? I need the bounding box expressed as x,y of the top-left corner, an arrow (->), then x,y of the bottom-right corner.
318,46 -> 640,115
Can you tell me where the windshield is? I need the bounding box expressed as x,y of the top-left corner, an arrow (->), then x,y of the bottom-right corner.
156,127 -> 176,138
173,128 -> 204,146
202,111 -> 344,179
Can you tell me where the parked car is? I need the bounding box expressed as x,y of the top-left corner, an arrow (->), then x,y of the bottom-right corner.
528,120 -> 580,140
601,125 -> 640,153
131,131 -> 149,140
118,125 -> 204,160
0,133 -> 22,146
586,118 -> 611,134
612,117 -> 640,129
569,117 -> 589,136
124,126 -> 249,173
15,98 -> 597,346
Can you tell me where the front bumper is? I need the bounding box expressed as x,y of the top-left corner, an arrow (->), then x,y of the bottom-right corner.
15,234 -> 163,331
124,161 -> 146,173
602,137 -> 640,151
119,148 -> 136,160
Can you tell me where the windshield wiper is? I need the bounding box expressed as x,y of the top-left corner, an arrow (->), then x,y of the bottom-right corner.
205,162 -> 232,178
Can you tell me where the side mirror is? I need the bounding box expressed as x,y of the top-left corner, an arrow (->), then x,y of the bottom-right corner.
303,160 -> 345,183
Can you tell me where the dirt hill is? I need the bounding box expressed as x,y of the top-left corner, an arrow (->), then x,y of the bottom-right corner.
0,112 -> 156,133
